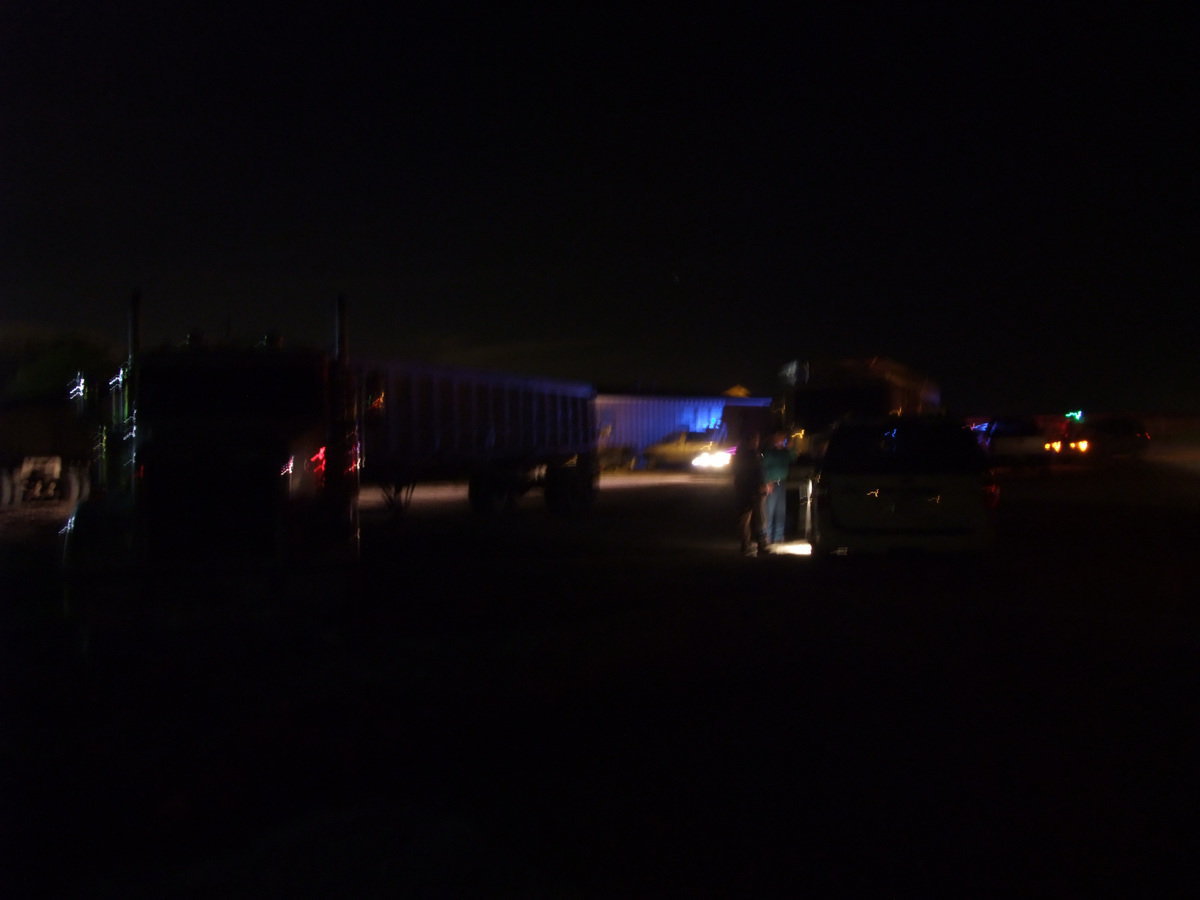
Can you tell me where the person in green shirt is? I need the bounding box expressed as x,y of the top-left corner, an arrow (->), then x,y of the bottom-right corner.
761,430 -> 797,545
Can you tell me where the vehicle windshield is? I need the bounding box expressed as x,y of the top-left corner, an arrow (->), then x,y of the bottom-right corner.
1087,416 -> 1146,435
991,418 -> 1041,437
822,420 -> 986,475
653,432 -> 712,445
137,355 -> 328,420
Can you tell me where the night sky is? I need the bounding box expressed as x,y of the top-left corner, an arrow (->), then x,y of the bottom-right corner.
2,3 -> 1195,414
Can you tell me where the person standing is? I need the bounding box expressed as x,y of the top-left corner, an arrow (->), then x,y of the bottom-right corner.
732,431 -> 768,557
761,430 -> 797,546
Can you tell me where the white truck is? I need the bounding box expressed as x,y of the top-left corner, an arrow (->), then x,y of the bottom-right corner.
0,400 -> 94,508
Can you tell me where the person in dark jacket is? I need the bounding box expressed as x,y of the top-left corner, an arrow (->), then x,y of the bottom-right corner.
732,431 -> 768,557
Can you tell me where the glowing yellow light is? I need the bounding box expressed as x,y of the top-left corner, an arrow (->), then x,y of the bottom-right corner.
692,451 -> 732,468
770,541 -> 813,556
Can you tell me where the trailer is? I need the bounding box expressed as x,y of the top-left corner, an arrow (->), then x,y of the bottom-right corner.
355,360 -> 598,515
779,357 -> 942,458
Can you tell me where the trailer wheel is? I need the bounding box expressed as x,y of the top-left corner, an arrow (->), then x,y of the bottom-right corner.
64,466 -> 90,506
469,473 -> 514,515
545,455 -> 598,516
4,468 -> 23,508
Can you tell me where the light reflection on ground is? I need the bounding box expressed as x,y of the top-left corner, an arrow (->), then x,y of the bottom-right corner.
356,476 -> 816,556
358,472 -> 731,509
768,541 -> 813,556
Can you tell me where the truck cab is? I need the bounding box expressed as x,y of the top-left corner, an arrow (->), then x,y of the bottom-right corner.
64,322 -> 359,572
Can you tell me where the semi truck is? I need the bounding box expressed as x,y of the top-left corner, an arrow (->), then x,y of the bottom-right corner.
354,360 -> 598,515
779,357 -> 942,458
62,295 -> 360,573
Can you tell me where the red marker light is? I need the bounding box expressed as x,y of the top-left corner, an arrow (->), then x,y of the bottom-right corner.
983,483 -> 1001,509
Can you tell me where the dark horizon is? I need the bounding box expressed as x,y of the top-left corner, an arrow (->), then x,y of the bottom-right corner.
3,3 -> 1195,416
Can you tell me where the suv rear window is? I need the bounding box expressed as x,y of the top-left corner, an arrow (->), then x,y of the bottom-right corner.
1087,416 -> 1146,436
822,420 -> 987,475
990,417 -> 1041,437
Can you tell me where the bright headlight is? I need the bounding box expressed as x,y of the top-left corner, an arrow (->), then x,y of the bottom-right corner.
692,451 -> 732,468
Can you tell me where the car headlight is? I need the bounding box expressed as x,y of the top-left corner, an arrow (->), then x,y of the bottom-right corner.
692,450 -> 732,468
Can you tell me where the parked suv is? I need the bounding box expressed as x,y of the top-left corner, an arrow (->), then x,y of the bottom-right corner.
804,416 -> 999,556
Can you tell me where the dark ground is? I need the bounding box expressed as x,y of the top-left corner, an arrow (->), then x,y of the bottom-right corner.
2,456 -> 1198,896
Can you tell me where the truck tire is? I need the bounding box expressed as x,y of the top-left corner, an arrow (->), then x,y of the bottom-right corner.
545,455 -> 597,516
5,468 -> 23,508
64,466 -> 90,506
469,472 -> 514,515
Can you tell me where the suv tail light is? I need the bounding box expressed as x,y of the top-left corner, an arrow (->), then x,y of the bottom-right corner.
983,482 -> 1001,509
